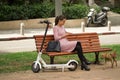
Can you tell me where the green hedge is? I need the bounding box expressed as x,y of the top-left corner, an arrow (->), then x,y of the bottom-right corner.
0,4 -> 89,21
0,3 -> 54,21
0,0 -> 45,5
111,7 -> 120,14
63,4 -> 89,19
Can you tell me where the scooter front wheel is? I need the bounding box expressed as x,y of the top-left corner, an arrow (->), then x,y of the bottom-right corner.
68,61 -> 78,71
31,62 -> 40,73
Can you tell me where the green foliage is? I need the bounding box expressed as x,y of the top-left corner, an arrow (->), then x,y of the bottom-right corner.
0,0 -> 89,21
63,4 -> 89,19
0,3 -> 54,21
62,0 -> 85,6
101,0 -> 108,2
89,4 -> 101,13
0,0 -> 44,5
111,7 -> 120,14
0,3 -> 89,21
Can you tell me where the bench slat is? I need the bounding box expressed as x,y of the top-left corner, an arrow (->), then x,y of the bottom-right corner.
43,48 -> 112,56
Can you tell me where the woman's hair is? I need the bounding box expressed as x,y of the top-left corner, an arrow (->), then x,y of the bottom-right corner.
55,15 -> 66,25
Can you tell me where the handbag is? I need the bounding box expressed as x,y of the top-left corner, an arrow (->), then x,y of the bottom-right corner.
46,41 -> 61,52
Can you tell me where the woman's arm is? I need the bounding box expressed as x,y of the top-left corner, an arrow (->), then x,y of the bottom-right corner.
54,30 -> 72,41
53,27 -> 62,40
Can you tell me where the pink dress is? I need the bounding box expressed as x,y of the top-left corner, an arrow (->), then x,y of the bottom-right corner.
53,26 -> 77,52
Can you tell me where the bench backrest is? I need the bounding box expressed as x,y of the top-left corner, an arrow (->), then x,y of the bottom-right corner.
34,32 -> 100,53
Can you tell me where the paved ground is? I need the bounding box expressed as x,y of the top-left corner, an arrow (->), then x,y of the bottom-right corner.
0,26 -> 120,38
0,61 -> 120,80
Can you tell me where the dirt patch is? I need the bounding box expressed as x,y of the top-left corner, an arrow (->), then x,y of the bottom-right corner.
0,61 -> 120,80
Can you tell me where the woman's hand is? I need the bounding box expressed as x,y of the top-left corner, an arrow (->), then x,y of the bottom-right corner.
65,32 -> 72,36
60,32 -> 73,39
62,32 -> 72,38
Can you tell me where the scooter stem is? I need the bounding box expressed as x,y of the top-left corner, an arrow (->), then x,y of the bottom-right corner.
39,21 -> 51,52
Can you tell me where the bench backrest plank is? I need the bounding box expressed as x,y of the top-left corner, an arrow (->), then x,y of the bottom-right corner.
34,32 -> 100,53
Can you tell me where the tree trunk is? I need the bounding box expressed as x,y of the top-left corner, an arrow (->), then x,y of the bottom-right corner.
88,0 -> 95,6
55,0 -> 62,16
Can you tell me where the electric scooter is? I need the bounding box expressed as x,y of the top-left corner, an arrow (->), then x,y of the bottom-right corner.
86,7 -> 110,27
31,20 -> 78,73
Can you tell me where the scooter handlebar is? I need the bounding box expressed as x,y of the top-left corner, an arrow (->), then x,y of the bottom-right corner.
40,20 -> 51,24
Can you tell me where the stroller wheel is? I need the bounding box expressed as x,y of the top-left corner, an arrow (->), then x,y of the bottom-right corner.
68,61 -> 78,71
31,62 -> 40,73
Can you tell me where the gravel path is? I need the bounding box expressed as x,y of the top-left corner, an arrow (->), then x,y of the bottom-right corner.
0,61 -> 120,80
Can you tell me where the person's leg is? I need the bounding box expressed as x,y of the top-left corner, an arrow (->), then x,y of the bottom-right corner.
73,42 -> 84,60
73,42 -> 90,71
73,42 -> 91,65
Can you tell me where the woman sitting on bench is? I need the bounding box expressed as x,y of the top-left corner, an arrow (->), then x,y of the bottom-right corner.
53,15 -> 91,71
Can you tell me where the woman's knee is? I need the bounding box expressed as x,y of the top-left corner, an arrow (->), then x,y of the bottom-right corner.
77,42 -> 82,47
75,42 -> 82,49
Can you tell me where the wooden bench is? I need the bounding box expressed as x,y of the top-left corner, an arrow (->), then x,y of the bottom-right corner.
34,32 -> 112,64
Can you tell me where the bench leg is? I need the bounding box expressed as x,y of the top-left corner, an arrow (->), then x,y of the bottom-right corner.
50,56 -> 54,64
94,52 -> 100,64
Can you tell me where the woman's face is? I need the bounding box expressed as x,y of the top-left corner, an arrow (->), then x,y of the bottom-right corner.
58,19 -> 66,26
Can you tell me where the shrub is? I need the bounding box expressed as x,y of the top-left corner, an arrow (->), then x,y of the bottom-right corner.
0,3 -> 89,21
111,7 -> 120,14
0,3 -> 54,21
63,4 -> 89,19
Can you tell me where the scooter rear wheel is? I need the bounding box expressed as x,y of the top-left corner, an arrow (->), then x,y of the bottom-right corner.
100,17 -> 108,26
86,21 -> 90,27
31,62 -> 40,73
68,61 -> 78,71
86,17 -> 92,27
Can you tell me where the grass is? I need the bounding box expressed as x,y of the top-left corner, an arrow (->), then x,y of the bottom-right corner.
0,44 -> 120,73
0,51 -> 37,73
